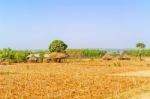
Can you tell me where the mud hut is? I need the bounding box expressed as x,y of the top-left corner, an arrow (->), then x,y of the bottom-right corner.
27,54 -> 40,63
117,51 -> 131,60
102,53 -> 113,60
0,58 -> 11,65
47,52 -> 69,63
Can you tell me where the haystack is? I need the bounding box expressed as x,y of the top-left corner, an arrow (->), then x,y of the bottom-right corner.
102,53 -> 113,60
118,51 -> 131,60
27,54 -> 40,63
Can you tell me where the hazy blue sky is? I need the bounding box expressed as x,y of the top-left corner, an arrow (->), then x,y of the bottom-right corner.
0,0 -> 150,50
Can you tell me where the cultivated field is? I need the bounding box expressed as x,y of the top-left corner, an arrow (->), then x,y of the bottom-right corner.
0,59 -> 150,99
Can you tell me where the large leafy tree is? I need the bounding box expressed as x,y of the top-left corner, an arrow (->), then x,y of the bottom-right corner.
136,42 -> 146,61
49,40 -> 68,52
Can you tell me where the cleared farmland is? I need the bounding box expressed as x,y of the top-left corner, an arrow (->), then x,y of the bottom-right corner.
0,60 -> 150,99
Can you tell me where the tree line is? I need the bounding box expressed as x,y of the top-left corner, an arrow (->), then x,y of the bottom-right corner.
0,41 -> 148,63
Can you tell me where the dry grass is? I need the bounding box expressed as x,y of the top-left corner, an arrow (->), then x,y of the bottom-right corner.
0,60 -> 150,99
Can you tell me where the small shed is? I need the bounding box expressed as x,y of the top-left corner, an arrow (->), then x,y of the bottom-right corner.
27,54 -> 40,63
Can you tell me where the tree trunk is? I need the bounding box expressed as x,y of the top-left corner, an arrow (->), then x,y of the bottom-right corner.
139,50 -> 142,61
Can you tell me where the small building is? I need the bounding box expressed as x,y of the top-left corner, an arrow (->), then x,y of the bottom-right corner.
27,54 -> 40,63
45,52 -> 69,63
102,53 -> 113,60
0,58 -> 11,65
117,51 -> 131,60
43,54 -> 51,63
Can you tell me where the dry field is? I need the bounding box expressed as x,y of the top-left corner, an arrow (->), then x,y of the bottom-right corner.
0,60 -> 150,99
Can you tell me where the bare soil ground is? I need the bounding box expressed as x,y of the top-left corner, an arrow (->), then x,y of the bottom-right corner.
0,61 -> 150,99
111,70 -> 150,99
138,93 -> 150,99
112,70 -> 150,77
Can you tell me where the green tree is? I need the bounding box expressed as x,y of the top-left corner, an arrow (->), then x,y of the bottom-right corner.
0,48 -> 15,60
49,40 -> 68,52
136,42 -> 146,61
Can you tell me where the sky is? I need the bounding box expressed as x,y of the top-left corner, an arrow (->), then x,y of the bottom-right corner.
0,0 -> 150,50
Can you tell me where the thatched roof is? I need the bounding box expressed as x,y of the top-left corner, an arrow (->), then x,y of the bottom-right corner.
0,58 -> 10,62
0,58 -> 11,65
48,52 -> 69,59
0,58 -> 5,62
44,54 -> 49,58
102,53 -> 113,60
27,54 -> 40,58
27,54 -> 40,62
118,51 -> 131,60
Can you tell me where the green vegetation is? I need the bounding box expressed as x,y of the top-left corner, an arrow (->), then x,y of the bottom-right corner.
81,49 -> 106,58
1,48 -> 150,63
0,48 -> 31,63
136,43 -> 146,60
49,40 -> 68,52
128,49 -> 150,57
0,48 -> 15,60
0,41 -> 150,63
136,43 -> 146,49
66,49 -> 82,58
67,49 -> 106,58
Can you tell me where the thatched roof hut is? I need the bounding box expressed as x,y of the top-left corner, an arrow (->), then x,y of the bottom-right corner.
44,54 -> 49,58
48,52 -> 69,59
0,58 -> 5,63
117,51 -> 131,60
102,53 -> 113,60
27,54 -> 40,62
43,54 -> 50,63
0,58 -> 11,65
46,52 -> 69,63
